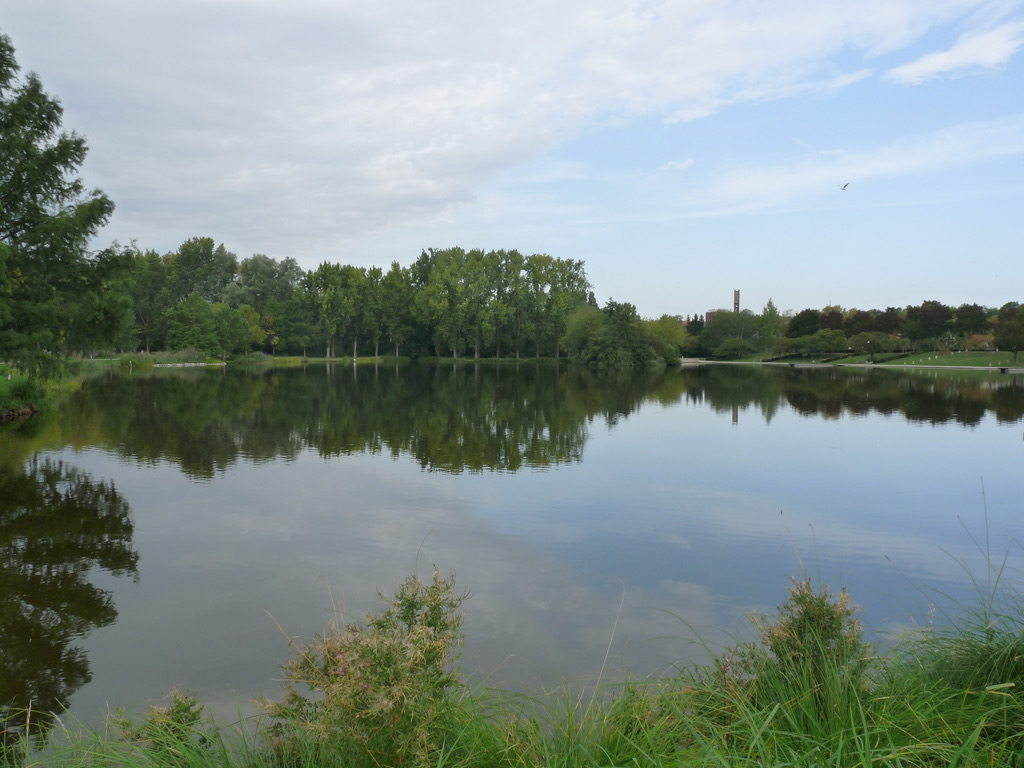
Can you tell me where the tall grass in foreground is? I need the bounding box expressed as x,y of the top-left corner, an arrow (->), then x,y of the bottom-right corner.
6,569 -> 1024,768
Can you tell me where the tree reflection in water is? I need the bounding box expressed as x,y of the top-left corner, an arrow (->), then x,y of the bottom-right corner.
0,456 -> 138,748
47,363 -> 1024,484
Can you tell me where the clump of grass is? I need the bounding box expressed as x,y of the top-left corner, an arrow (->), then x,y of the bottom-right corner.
110,689 -> 219,765
0,374 -> 43,413
660,573 -> 1024,767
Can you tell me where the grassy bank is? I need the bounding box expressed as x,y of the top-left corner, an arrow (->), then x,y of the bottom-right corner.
727,350 -> 1021,368
0,370 -> 81,424
5,567 -> 1024,768
0,371 -> 43,422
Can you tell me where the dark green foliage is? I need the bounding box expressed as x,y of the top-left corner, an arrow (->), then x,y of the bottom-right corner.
994,302 -> 1024,362
848,331 -> 896,357
0,34 -> 122,377
698,309 -> 758,355
643,314 -> 695,363
164,237 -> 237,306
786,308 -> 822,338
124,248 -> 169,352
0,374 -> 42,411
565,299 -> 663,366
165,292 -> 218,353
713,336 -> 757,359
905,299 -> 954,344
954,303 -> 991,337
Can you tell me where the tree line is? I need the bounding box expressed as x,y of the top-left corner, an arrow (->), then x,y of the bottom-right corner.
686,298 -> 1024,362
2,30 -> 1021,378
115,240 -> 604,361
0,33 -> 692,377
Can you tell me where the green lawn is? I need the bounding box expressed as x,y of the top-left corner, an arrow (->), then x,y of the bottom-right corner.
875,350 -> 1019,367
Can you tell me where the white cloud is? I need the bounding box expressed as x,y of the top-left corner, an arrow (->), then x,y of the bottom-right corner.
886,20 -> 1024,83
2,0 -> 1017,262
662,159 -> 695,171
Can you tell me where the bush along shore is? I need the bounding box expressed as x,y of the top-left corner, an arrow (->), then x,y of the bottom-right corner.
0,373 -> 44,424
4,567 -> 1024,768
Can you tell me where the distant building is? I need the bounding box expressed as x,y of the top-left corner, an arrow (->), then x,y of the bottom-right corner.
706,289 -> 741,324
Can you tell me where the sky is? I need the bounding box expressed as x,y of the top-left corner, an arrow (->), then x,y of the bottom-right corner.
4,0 -> 1023,319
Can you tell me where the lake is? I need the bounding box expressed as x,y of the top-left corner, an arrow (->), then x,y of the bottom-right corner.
3,361 -> 1024,733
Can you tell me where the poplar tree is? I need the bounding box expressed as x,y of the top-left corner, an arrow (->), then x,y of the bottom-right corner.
0,34 -> 118,376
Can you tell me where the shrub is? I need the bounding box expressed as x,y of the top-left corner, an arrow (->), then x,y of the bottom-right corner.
729,578 -> 872,736
265,568 -> 469,768
713,337 -> 758,359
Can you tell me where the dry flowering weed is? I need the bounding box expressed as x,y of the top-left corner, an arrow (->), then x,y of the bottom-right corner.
264,568 -> 468,768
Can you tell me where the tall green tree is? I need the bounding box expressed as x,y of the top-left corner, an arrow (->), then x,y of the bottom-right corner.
785,309 -> 821,338
994,302 -> 1024,362
462,249 -> 494,359
547,257 -> 590,358
875,307 -> 904,335
165,292 -> 218,353
414,248 -> 471,357
0,34 -> 119,376
164,237 -> 237,306
307,263 -> 348,358
306,262 -> 365,358
905,300 -> 953,347
489,249 -> 527,358
953,303 -> 990,338
758,298 -> 784,350
341,265 -> 367,358
276,285 -> 317,357
573,299 -> 660,366
523,253 -> 554,358
211,302 -> 263,359
363,265 -> 385,357
124,247 -> 169,352
380,261 -> 414,357
63,243 -> 135,356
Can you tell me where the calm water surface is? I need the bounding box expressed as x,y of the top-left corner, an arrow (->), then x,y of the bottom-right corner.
3,362 -> 1024,732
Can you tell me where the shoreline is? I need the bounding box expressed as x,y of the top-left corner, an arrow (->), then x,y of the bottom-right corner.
693,359 -> 1022,372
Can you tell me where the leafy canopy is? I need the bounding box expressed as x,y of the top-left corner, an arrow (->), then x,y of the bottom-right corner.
0,34 -> 120,376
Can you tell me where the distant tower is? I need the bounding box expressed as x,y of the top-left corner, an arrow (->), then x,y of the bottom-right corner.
733,289 -> 740,313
